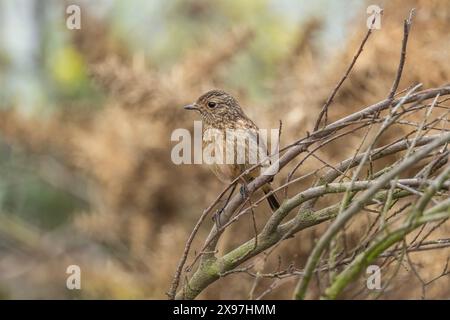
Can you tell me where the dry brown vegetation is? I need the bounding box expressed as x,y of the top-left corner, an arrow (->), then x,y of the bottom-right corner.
0,0 -> 449,299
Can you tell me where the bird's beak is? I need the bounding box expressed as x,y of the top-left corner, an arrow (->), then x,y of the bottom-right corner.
183,103 -> 199,111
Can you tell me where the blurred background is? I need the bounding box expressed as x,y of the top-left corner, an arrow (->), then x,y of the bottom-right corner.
0,0 -> 448,299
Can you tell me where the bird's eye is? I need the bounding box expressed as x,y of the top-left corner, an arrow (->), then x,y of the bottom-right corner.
207,101 -> 217,108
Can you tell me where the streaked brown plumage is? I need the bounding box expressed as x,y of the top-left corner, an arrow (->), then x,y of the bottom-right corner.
184,89 -> 280,211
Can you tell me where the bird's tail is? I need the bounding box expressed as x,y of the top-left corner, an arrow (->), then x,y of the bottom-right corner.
262,184 -> 280,212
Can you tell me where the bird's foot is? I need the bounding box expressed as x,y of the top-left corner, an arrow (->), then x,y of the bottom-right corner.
212,208 -> 223,227
240,184 -> 249,200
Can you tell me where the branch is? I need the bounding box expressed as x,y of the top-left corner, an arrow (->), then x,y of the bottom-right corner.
293,133 -> 450,299
313,14 -> 376,131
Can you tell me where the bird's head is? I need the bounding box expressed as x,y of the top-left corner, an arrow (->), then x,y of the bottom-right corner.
184,89 -> 245,125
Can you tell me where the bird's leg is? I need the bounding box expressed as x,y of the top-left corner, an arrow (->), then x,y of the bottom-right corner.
212,209 -> 222,228
212,183 -> 237,227
239,177 -> 249,200
240,185 -> 248,199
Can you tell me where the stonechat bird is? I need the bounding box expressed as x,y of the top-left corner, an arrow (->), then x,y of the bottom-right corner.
184,89 -> 280,211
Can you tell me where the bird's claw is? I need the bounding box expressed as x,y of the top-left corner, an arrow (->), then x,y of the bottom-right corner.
212,208 -> 224,227
240,184 -> 249,199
